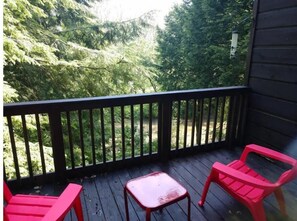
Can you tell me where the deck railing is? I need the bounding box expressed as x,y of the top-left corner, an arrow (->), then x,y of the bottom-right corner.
3,86 -> 249,188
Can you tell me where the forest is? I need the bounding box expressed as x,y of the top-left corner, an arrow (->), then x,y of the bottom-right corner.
3,0 -> 253,179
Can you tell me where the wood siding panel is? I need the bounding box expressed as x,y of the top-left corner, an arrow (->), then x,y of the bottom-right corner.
246,0 -> 297,150
252,48 -> 297,65
249,93 -> 297,122
245,135 -> 297,159
246,121 -> 294,151
249,78 -> 297,102
250,64 -> 297,83
254,27 -> 297,46
248,109 -> 297,138
257,7 -> 297,29
259,0 -> 297,12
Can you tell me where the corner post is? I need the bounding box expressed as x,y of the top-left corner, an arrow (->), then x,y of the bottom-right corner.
48,111 -> 67,183
158,99 -> 172,161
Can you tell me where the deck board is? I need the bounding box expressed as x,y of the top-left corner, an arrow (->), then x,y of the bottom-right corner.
13,147 -> 297,221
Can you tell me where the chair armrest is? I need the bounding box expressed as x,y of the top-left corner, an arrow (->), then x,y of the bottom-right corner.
4,182 -> 13,202
240,144 -> 297,166
212,162 -> 277,190
42,183 -> 82,221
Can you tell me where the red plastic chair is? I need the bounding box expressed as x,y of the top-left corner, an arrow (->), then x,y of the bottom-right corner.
4,182 -> 84,221
198,144 -> 297,221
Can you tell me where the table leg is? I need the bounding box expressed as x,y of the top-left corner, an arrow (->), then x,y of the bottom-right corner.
146,208 -> 151,221
187,193 -> 191,221
124,187 -> 129,221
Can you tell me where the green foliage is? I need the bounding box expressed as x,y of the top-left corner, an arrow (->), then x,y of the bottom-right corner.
3,115 -> 54,179
4,0 -> 57,66
3,81 -> 19,103
156,0 -> 253,90
4,0 -> 252,180
4,0 -> 158,101
4,0 -> 161,179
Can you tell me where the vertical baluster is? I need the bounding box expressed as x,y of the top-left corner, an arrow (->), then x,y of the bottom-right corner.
66,112 -> 75,169
111,107 -> 116,161
140,104 -> 144,156
176,101 -> 181,150
205,98 -> 212,145
7,116 -> 20,181
233,95 -> 240,144
219,97 -> 226,142
149,103 -> 153,155
197,99 -> 204,146
35,114 -> 46,175
226,96 -> 233,146
121,106 -> 126,160
226,95 -> 238,147
89,109 -> 96,165
21,115 -> 33,178
183,100 -> 189,148
100,108 -> 106,163
212,97 -> 219,144
131,105 -> 135,158
78,110 -> 85,167
191,99 -> 197,148
158,102 -> 162,155
3,163 -> 7,182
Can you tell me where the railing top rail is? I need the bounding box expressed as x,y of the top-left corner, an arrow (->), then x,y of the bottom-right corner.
4,86 -> 249,115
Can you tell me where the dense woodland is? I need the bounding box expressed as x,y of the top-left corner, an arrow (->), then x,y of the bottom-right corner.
3,0 -> 253,179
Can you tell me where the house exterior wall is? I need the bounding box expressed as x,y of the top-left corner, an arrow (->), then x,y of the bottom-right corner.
245,0 -> 297,157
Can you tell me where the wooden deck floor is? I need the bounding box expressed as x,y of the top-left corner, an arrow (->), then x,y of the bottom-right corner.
15,147 -> 297,221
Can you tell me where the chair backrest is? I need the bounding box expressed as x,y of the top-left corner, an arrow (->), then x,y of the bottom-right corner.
3,182 -> 13,203
240,144 -> 297,187
277,162 -> 297,185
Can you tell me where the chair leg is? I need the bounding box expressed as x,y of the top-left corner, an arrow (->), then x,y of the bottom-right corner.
274,187 -> 287,216
249,201 -> 266,221
124,187 -> 130,221
73,196 -> 84,221
198,174 -> 213,206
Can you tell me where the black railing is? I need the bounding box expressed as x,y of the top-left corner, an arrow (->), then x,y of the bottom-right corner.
3,86 -> 249,188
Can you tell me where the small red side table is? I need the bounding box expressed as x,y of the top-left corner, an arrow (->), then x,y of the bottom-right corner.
124,171 -> 191,221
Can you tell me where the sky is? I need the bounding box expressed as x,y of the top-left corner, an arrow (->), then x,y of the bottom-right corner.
91,0 -> 183,28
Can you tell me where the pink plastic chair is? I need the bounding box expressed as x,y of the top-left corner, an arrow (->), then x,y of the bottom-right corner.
4,182 -> 84,221
198,144 -> 297,221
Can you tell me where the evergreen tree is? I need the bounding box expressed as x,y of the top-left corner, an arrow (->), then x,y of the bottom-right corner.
157,0 -> 253,90
4,0 -> 157,101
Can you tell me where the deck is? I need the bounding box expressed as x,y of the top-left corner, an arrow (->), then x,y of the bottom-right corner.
13,147 -> 297,221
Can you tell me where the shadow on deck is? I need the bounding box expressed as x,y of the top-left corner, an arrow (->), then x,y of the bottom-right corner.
14,147 -> 297,221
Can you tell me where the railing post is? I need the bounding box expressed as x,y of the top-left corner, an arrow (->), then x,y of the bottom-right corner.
226,96 -> 236,148
237,93 -> 249,146
158,100 -> 172,161
48,111 -> 67,184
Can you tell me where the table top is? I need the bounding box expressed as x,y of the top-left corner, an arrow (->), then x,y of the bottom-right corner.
125,171 -> 188,208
